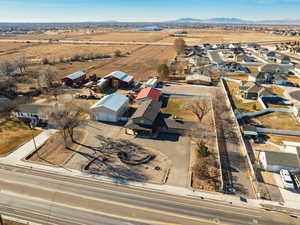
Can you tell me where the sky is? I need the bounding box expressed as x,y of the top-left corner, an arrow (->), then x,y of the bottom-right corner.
1,0 -> 300,22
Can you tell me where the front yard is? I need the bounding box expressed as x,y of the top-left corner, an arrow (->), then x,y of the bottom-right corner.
0,118 -> 42,155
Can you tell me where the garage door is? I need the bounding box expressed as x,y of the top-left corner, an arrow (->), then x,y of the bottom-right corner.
96,113 -> 117,122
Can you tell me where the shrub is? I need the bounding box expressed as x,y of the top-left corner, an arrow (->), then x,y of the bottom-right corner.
196,140 -> 210,158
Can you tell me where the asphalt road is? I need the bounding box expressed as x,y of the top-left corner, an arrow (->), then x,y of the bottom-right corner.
0,38 -> 299,47
0,164 -> 298,225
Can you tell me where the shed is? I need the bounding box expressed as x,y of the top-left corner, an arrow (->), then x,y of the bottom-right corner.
90,93 -> 129,122
259,151 -> 300,172
136,88 -> 161,103
104,71 -> 134,88
145,78 -> 158,88
62,71 -> 86,86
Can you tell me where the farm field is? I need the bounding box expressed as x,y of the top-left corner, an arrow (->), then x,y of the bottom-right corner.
25,45 -> 175,81
90,45 -> 176,80
0,43 -> 140,61
161,29 -> 298,45
65,30 -> 170,42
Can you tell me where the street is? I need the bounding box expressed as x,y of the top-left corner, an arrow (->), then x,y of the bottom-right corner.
0,163 -> 298,225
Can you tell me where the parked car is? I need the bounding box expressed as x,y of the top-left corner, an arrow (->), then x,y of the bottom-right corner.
280,169 -> 295,190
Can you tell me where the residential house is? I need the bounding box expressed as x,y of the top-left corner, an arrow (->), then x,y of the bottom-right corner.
235,54 -> 255,63
186,73 -> 211,85
14,104 -> 54,125
136,88 -> 161,103
125,100 -> 162,135
258,48 -> 269,57
90,93 -> 129,122
220,62 -> 245,73
62,71 -> 86,86
277,55 -> 291,64
265,51 -> 277,61
258,64 -> 289,74
239,81 -> 273,100
259,151 -> 300,172
104,71 -> 134,88
248,72 -> 273,84
247,43 -> 260,49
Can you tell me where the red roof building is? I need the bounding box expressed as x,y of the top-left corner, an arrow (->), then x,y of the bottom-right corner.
136,88 -> 161,102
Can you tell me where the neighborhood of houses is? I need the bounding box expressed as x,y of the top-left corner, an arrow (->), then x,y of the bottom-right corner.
3,38 -> 300,214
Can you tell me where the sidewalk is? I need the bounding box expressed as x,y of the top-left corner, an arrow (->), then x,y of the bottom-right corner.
1,128 -> 300,214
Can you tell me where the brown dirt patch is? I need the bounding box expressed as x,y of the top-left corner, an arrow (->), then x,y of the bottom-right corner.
27,129 -> 87,166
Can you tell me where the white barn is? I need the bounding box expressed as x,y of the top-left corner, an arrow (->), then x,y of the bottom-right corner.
90,93 -> 129,122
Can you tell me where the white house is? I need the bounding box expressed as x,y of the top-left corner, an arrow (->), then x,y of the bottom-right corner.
14,104 -> 54,125
259,151 -> 300,172
90,93 -> 129,122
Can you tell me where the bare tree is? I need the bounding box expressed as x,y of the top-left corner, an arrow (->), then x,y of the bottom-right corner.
39,66 -> 57,89
15,55 -> 28,74
0,60 -> 16,76
174,38 -> 186,54
48,101 -> 88,146
183,98 -> 210,122
157,64 -> 169,80
114,49 -> 122,57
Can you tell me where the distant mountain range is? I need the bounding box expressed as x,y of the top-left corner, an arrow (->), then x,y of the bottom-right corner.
168,17 -> 300,25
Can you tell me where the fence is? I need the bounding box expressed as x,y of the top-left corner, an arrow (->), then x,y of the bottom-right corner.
236,108 -> 293,119
221,78 -> 266,199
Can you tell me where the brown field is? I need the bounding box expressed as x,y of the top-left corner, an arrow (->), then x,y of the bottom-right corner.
161,29 -> 298,45
90,45 -> 176,80
161,98 -> 198,120
0,42 -> 35,54
256,112 -> 300,131
65,30 -> 170,42
0,118 -> 42,155
24,45 -> 175,81
0,43 -> 140,61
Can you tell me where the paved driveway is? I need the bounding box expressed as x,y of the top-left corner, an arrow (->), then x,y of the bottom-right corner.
130,134 -> 191,187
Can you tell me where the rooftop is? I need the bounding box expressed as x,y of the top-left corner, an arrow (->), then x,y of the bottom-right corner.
105,71 -> 133,83
132,99 -> 162,124
136,88 -> 161,101
90,93 -> 128,111
263,151 -> 300,169
65,71 -> 86,80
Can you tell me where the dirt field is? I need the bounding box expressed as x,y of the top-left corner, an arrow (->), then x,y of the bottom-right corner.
0,43 -> 140,61
27,129 -> 87,166
256,112 -> 300,131
161,29 -> 298,45
0,118 -> 42,155
65,30 -> 170,42
90,45 -> 176,80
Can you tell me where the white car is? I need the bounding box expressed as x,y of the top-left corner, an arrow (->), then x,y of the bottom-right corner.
280,169 -> 295,190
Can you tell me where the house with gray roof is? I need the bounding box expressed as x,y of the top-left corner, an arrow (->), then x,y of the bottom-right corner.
259,150 -> 300,172
125,100 -> 162,135
90,93 -> 129,122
